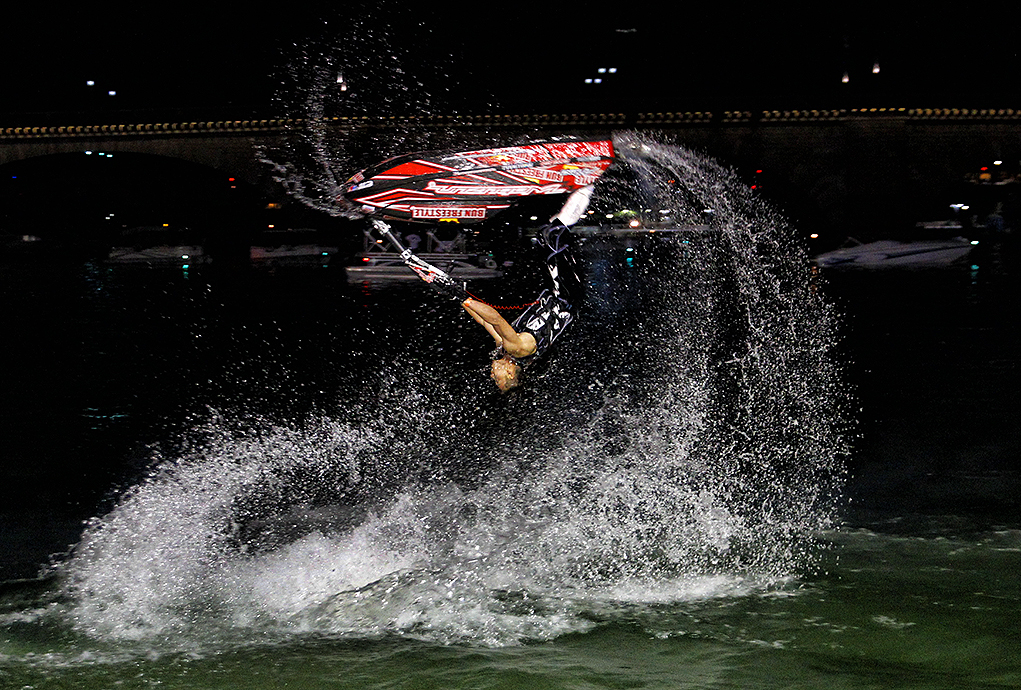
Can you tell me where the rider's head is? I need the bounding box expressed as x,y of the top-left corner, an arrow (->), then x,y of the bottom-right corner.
490,356 -> 522,392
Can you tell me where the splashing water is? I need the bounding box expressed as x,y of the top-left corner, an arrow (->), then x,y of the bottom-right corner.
50,132 -> 849,652
257,11 -> 489,219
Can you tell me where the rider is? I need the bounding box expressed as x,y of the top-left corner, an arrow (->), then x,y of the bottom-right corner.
373,186 -> 593,392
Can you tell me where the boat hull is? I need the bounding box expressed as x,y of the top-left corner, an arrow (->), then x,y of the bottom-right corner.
344,253 -> 502,281
814,239 -> 974,268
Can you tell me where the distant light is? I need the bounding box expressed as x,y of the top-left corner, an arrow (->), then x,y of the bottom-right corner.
181,254 -> 190,260
107,90 -> 116,96
970,240 -> 979,245
629,219 -> 641,228
85,150 -> 93,155
608,67 -> 617,73
810,233 -> 820,239
585,78 -> 593,84
841,72 -> 849,83
598,68 -> 606,73
994,160 -> 1003,165
872,62 -> 880,74
86,80 -> 95,86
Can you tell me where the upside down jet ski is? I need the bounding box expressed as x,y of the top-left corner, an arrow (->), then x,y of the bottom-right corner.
338,138 -> 615,223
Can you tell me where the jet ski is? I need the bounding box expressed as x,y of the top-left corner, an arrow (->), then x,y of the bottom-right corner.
338,138 -> 614,223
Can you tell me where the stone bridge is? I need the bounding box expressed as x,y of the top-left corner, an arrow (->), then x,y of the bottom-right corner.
2,108 -> 1019,233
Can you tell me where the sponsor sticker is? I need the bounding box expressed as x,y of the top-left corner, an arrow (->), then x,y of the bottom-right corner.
448,140 -> 613,168
411,207 -> 488,219
424,182 -> 567,196
514,167 -> 564,183
565,172 -> 602,186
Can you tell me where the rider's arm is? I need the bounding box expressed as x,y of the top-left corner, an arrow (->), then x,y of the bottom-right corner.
462,300 -> 504,346
462,299 -> 536,357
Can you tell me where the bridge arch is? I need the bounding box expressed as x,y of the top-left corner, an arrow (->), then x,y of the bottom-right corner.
0,133 -> 270,187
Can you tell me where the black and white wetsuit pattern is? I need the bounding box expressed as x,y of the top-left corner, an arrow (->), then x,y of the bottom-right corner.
501,219 -> 581,365
509,289 -> 573,364
539,220 -> 582,302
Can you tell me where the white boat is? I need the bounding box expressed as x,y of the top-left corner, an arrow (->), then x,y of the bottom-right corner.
105,226 -> 209,266
813,237 -> 976,268
343,226 -> 502,280
345,253 -> 502,280
249,228 -> 339,266
106,245 -> 208,265
571,224 -> 713,237
250,244 -> 338,265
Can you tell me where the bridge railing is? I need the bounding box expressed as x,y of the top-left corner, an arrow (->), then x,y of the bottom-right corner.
0,119 -> 294,139
1,108 -> 1018,140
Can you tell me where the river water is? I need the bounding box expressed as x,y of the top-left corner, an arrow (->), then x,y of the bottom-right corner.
1,137 -> 1019,689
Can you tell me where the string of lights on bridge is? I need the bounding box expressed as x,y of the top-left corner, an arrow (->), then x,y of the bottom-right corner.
2,108 -> 1020,139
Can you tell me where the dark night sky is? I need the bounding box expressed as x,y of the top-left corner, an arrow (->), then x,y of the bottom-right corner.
2,4 -> 1018,123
